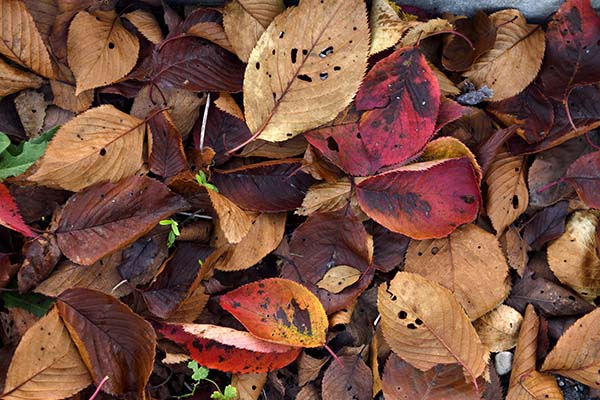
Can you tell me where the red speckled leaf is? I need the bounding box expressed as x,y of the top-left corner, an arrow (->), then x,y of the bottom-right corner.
154,322 -> 301,373
355,47 -> 440,169
563,151 -> 600,208
356,157 -> 481,239
0,183 -> 34,237
55,176 -> 189,265
211,159 -> 315,212
148,110 -> 188,178
220,278 -> 328,348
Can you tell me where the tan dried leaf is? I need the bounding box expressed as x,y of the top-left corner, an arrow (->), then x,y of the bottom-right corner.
405,224 -> 510,320
240,136 -> 307,159
166,285 -> 209,323
298,352 -> 328,386
369,0 -> 417,55
15,89 -> 46,137
28,105 -> 145,191
464,10 -> 545,101
474,305 -> 523,353
208,190 -> 253,244
541,307 -> 600,388
68,10 -> 140,94
506,371 -> 564,400
21,0 -> 57,44
296,178 -> 353,216
213,212 -> 286,271
215,92 -> 244,120
485,148 -> 529,236
0,0 -> 55,78
501,226 -> 529,277
295,384 -> 320,400
124,10 -> 163,44
0,308 -> 91,400
398,18 -> 452,48
429,62 -> 461,96
223,0 -> 285,62
50,80 -> 93,113
231,373 -> 267,400
244,0 -> 369,142
510,305 -> 539,389
547,210 -> 600,301
316,265 -> 361,294
0,58 -> 43,96
378,271 -> 489,383
187,20 -> 234,54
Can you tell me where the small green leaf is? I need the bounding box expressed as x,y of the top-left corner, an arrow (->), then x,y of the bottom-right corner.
0,133 -> 10,154
195,171 -> 219,192
0,127 -> 58,180
223,385 -> 238,399
188,361 -> 209,382
159,219 -> 174,226
167,231 -> 176,248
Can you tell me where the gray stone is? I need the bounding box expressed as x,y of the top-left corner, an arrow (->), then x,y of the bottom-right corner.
494,351 -> 513,376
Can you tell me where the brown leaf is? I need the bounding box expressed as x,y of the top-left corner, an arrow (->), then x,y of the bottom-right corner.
14,89 -> 46,138
322,354 -> 372,400
148,110 -> 188,178
368,0 -> 416,55
464,10 -> 544,101
118,229 -> 168,287
0,308 -> 91,400
50,80 -> 93,113
55,175 -> 188,265
68,10 -> 139,94
243,0 -> 369,142
166,285 -> 209,323
231,373 -> 267,400
378,272 -> 488,384
316,265 -> 361,294
17,233 -> 61,293
0,58 -> 43,97
298,351 -> 328,386
214,92 -> 244,120
208,190 -> 253,244
405,224 -> 510,320
0,0 -> 55,78
509,305 -> 539,388
21,0 -> 57,44
547,210 -> 600,301
522,201 -> 569,251
29,105 -> 146,191
474,305 -> 523,353
501,226 -> 529,276
123,10 -> 163,44
296,178 -> 358,216
57,288 -> 156,397
183,8 -> 233,53
506,371 -> 564,400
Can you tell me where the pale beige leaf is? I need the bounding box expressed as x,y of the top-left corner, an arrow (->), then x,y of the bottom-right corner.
34,252 -> 132,298
215,92 -> 244,120
14,89 -> 46,137
166,285 -> 209,323
405,223 -> 510,320
50,80 -> 93,113
541,307 -> 600,388
429,62 -> 461,96
240,136 -> 307,159
124,10 -> 163,44
485,148 -> 529,236
223,0 -> 285,62
506,371 -> 564,400
329,300 -> 356,326
187,21 -> 234,54
243,0 -> 369,142
510,305 -> 539,389
317,265 -> 361,294
295,384 -> 319,400
0,308 -> 91,400
464,10 -> 544,101
208,190 -> 253,244
547,210 -> 600,301
68,10 -> 139,94
213,212 -> 286,271
28,105 -> 145,191
231,373 -> 267,400
474,305 -> 522,353
398,18 -> 452,48
0,58 -> 43,96
298,352 -> 328,386
501,226 -> 529,277
369,0 -> 417,55
378,271 -> 489,383
0,0 -> 55,78
296,178 -> 352,216
21,0 -> 57,44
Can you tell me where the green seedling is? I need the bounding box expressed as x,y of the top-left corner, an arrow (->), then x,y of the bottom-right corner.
159,218 -> 180,248
179,361 -> 237,400
195,171 -> 219,192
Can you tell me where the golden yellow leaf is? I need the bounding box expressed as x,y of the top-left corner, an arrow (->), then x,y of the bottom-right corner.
123,10 -> 163,44
0,0 -> 55,78
243,0 -> 369,142
405,224 -> 510,320
29,105 -> 145,191
223,0 -> 285,62
464,10 -> 545,101
316,265 -> 361,293
485,148 -> 529,236
369,0 -> 417,55
378,271 -> 489,383
231,373 -> 267,400
68,10 -> 139,95
208,190 -> 254,244
0,308 -> 91,400
0,58 -> 43,96
547,210 -> 600,301
475,305 -> 522,353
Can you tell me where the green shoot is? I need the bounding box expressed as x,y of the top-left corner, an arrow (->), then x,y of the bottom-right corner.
195,171 -> 219,192
179,361 -> 237,400
159,218 -> 180,248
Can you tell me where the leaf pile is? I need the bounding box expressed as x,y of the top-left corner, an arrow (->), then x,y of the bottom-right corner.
1,0 -> 600,399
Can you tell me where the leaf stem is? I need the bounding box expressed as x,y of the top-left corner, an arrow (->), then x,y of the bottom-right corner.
535,178 -> 564,194
324,344 -> 344,368
88,376 -> 109,400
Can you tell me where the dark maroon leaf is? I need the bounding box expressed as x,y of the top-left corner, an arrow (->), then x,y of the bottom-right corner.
55,176 -> 189,265
435,99 -> 470,134
195,107 -> 252,165
8,185 -> 70,224
476,125 -> 519,176
366,221 -> 409,273
17,234 -> 62,293
0,253 -> 18,288
118,228 -> 169,287
522,201 -> 569,250
211,159 -> 315,212
563,150 -> 600,208
148,110 -> 188,178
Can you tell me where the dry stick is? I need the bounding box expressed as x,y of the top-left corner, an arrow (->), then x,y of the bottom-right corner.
88,376 -> 109,400
199,93 -> 211,151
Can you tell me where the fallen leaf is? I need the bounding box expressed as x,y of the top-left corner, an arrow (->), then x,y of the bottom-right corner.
57,288 -> 156,398
55,175 -> 188,265
521,201 -> 569,251
183,7 -> 233,53
0,127 -> 56,180
49,80 -> 93,113
398,18 -> 452,48
474,305 -> 523,352
563,151 -> 600,208
298,351 -> 328,386
296,178 -> 355,216
0,308 -> 91,400
0,58 -> 43,97
421,136 -> 482,182
322,354 -> 372,400
148,110 -> 188,178
123,10 -> 163,44
506,371 -> 564,400
0,182 -> 34,237
220,278 -> 328,347
369,0 -> 417,55
405,223 -> 509,320
14,90 -> 46,138
243,0 -> 369,142
154,321 -> 301,373
501,226 -> 529,276
378,272 -> 488,384
17,233 -> 61,293
214,92 -> 244,120
316,265 -> 361,294
368,221 -> 410,273
231,372 -> 267,400
208,190 -> 253,244
116,229 -> 168,287
166,285 -> 210,323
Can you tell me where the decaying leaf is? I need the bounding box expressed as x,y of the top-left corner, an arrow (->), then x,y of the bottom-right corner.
563,151 -> 600,209
0,58 -> 43,96
123,10 -> 163,44
474,305 -> 523,352
0,182 -> 35,237
208,190 -> 253,244
369,0 -> 417,55
322,354 -> 372,400
231,373 -> 267,400
316,265 -> 361,294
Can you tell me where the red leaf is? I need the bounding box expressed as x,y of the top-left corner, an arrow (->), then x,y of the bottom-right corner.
148,110 -> 188,178
154,321 -> 301,373
55,176 -> 189,265
356,157 -> 481,239
564,151 -> 600,208
355,47 -> 440,168
0,182 -> 34,237
220,278 -> 328,347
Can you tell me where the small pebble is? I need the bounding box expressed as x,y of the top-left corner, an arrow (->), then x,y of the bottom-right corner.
494,351 -> 513,376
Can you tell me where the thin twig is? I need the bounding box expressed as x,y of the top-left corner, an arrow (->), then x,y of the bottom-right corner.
199,93 -> 211,151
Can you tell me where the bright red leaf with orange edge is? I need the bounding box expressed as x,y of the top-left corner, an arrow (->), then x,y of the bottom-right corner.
355,47 -> 440,169
563,151 -> 600,208
154,321 -> 301,373
0,182 -> 34,237
356,157 -> 481,239
220,278 -> 328,348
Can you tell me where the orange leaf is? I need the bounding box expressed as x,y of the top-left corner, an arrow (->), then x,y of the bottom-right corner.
220,278 -> 328,347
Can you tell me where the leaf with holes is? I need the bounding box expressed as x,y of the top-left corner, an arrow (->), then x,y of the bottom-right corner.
0,182 -> 34,237
356,157 -> 481,240
220,278 -> 328,347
